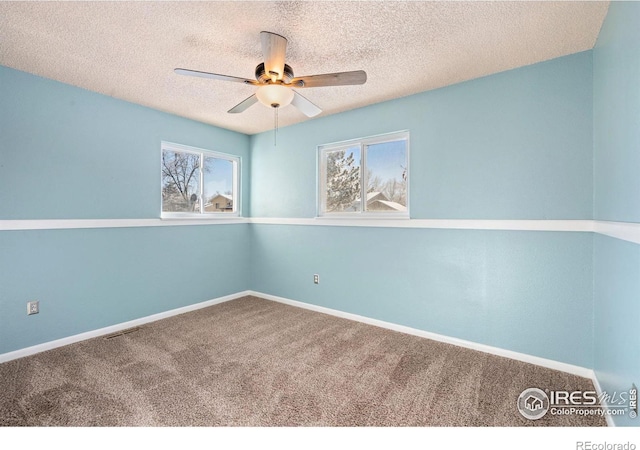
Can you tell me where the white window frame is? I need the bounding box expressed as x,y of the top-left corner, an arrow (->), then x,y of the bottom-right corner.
161,141 -> 241,219
317,130 -> 410,218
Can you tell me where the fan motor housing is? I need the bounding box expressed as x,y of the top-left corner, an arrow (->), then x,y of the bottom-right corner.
255,63 -> 294,83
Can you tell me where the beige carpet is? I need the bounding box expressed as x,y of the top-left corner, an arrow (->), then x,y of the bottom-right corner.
0,296 -> 604,426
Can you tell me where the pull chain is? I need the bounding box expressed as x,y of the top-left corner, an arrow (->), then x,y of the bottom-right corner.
274,105 -> 279,146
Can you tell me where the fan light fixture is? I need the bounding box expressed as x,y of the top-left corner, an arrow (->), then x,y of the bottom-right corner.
256,84 -> 294,108
175,31 -> 366,118
174,31 -> 367,144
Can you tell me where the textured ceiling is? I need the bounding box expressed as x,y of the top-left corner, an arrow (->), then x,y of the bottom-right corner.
0,1 -> 609,135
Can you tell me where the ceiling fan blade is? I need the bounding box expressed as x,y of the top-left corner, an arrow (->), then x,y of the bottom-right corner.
260,31 -> 287,81
291,91 -> 322,117
228,94 -> 259,114
175,68 -> 257,85
290,70 -> 367,88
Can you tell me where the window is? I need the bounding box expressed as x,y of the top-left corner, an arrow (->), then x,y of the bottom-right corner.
318,131 -> 409,217
161,142 -> 240,217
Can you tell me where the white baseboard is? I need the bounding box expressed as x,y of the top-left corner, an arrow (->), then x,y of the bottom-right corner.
0,291 -> 250,364
248,290 -> 595,380
591,371 -> 616,427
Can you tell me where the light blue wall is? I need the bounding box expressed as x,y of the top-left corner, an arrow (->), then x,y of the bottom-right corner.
593,234 -> 640,427
0,66 -> 251,219
593,2 -> 640,223
249,52 -> 595,367
252,225 -> 593,367
251,51 -> 593,220
0,225 -> 249,354
0,66 -> 251,354
592,1 -> 640,427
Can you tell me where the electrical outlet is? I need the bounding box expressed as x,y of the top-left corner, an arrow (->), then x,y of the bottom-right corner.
313,274 -> 319,284
27,301 -> 39,315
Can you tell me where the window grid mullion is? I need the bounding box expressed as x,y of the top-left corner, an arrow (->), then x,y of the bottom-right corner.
360,142 -> 366,213
199,153 -> 204,214
232,160 -> 236,213
320,150 -> 327,216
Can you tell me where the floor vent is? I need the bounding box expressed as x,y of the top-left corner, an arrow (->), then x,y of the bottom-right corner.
104,327 -> 142,340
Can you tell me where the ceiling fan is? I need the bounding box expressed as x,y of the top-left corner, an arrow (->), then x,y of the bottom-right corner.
175,31 -> 367,118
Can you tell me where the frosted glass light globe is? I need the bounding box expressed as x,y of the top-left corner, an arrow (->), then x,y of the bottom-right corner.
256,84 -> 294,108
